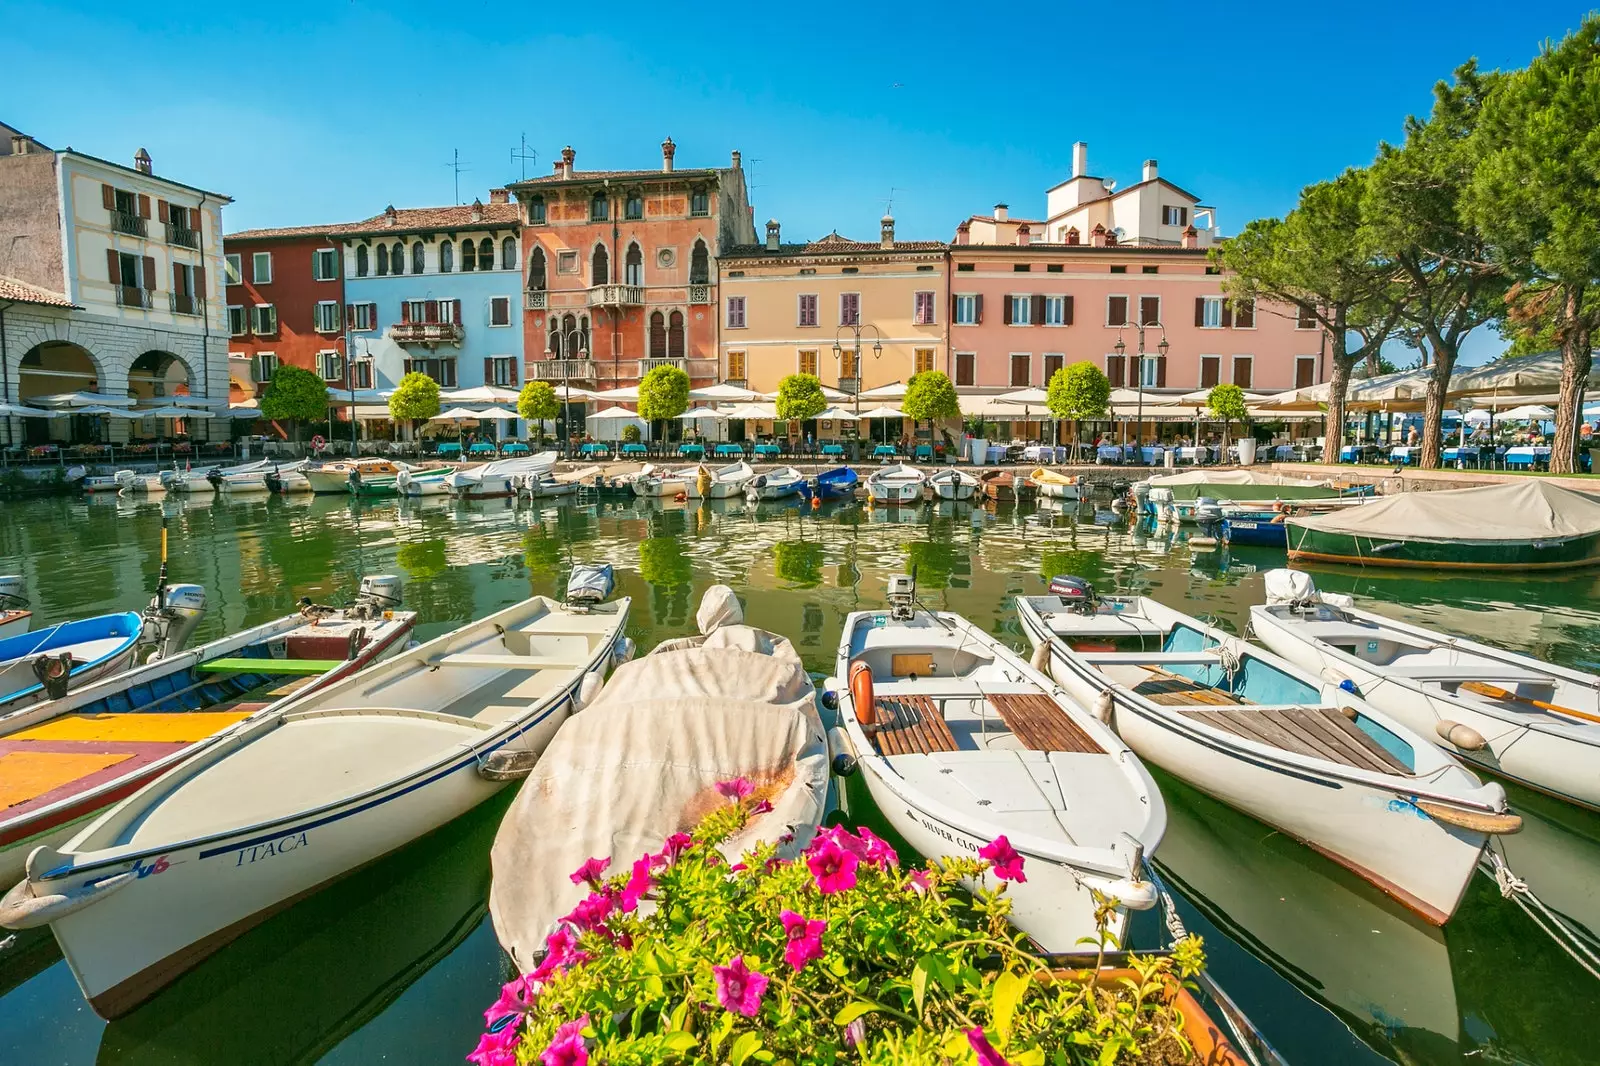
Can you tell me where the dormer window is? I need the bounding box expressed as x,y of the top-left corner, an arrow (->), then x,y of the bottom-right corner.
590,190 -> 609,222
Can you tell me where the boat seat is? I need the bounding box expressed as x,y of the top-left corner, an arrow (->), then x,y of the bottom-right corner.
869,695 -> 959,756
1132,667 -> 1246,707
1080,652 -> 1220,667
432,652 -> 585,670
987,693 -> 1103,754
1385,663 -> 1553,685
1177,705 -> 1411,775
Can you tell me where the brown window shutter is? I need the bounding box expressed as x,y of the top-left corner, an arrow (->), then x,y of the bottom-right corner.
1236,300 -> 1255,328
1031,293 -> 1045,325
1155,357 -> 1168,388
424,300 -> 438,324
1141,296 -> 1160,325
101,183 -> 115,210
1108,356 -> 1125,387
137,194 -> 151,219
948,293 -> 956,322
401,302 -> 412,324
509,358 -> 518,385
1002,296 -> 1012,325
369,302 -> 378,325
1237,359 -> 1253,388
158,199 -> 169,223
484,357 -> 493,383
189,207 -> 201,232
106,248 -> 120,284
171,262 -> 180,290
1201,356 -> 1218,388
453,299 -> 462,323
141,256 -> 156,289
1108,296 -> 1126,325
1221,302 -> 1233,328
1194,297 -> 1205,327
194,265 -> 205,300
1063,295 -> 1074,325
974,294 -> 983,324
346,303 -> 356,327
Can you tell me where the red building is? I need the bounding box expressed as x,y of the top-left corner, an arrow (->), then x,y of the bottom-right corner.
222,227 -> 347,401
508,139 -> 756,391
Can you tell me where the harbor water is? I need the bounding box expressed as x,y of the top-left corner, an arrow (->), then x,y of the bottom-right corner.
1,488 -> 1598,1065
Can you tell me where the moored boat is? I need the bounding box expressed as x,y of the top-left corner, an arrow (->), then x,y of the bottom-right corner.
799,465 -> 858,501
743,465 -> 806,501
303,458 -> 404,495
1136,469 -> 1369,518
1250,568 -> 1600,811
1029,467 -> 1084,500
215,461 -> 307,495
1220,513 -> 1289,547
631,465 -> 697,498
393,467 -> 453,497
927,467 -> 979,501
522,465 -> 602,498
684,460 -> 756,499
0,575 -> 34,638
827,574 -> 1163,952
444,454 -> 558,498
867,463 -> 925,505
351,465 -> 450,498
1017,582 -> 1519,925
979,469 -> 1036,502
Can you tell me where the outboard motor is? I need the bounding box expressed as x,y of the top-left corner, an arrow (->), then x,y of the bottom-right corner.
887,573 -> 917,621
113,470 -> 140,493
140,582 -> 207,661
158,469 -> 181,492
1193,496 -> 1225,540
745,473 -> 768,503
566,563 -> 615,611
206,467 -> 225,490
347,467 -> 363,492
395,468 -> 414,495
1047,575 -> 1098,615
351,574 -> 403,619
264,466 -> 283,494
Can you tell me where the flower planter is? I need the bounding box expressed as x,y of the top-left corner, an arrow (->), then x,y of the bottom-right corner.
1048,969 -> 1254,1065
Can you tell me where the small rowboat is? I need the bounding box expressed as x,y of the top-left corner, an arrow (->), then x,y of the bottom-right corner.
684,461 -> 756,499
1018,583 -> 1519,925
744,466 -> 807,501
867,464 -> 925,505
1,570 -> 629,1019
1220,514 -> 1289,547
800,466 -> 858,501
0,613 -> 146,711
829,575 -> 1163,953
215,461 -> 307,495
1028,468 -> 1083,500
394,467 -> 452,497
926,468 -> 979,502
1250,568 -> 1600,811
351,466 -> 451,498
0,575 -> 34,639
523,465 -> 602,498
631,466 -> 697,498
980,470 -> 1035,502
303,458 -> 403,495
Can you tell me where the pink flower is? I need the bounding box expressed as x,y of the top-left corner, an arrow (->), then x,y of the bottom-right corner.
661,832 -> 694,863
482,975 -> 533,1026
540,1015 -> 590,1066
979,835 -> 1027,883
907,869 -> 933,895
564,891 -> 614,933
530,926 -> 584,983
568,856 -> 610,889
805,835 -> 860,895
823,825 -> 867,857
716,777 -> 755,802
843,1017 -> 867,1049
855,826 -> 899,869
779,909 -> 826,971
713,955 -> 770,1017
752,798 -> 774,815
621,855 -> 654,912
966,1027 -> 1011,1066
466,1027 -> 519,1066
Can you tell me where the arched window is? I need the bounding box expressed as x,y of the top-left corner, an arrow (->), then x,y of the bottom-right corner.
579,313 -> 591,354
548,320 -> 562,358
590,190 -> 608,222
462,240 -> 476,271
479,237 -> 493,269
668,310 -> 685,360
356,245 -> 369,277
392,242 -> 406,274
625,242 -> 643,286
689,239 -> 709,285
649,312 -> 667,359
440,241 -> 453,272
412,242 -> 426,274
501,236 -> 516,271
529,195 -> 546,224
529,247 -> 547,290
376,244 -> 389,276
592,244 -> 609,286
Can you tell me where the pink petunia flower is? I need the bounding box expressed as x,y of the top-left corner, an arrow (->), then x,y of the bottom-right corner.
966,1027 -> 1011,1066
564,891 -> 614,933
568,856 -> 610,889
779,909 -> 826,971
979,835 -> 1027,883
482,975 -> 534,1027
620,855 -> 654,913
540,1015 -> 591,1066
752,798 -> 774,815
843,1017 -> 867,1049
712,955 -> 770,1017
661,832 -> 694,863
716,777 -> 755,802
907,869 -> 933,895
805,835 -> 860,894
466,1028 -> 518,1066
855,826 -> 899,869
823,825 -> 868,857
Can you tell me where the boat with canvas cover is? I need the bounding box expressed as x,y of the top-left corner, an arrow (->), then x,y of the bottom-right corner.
1028,467 -> 1085,501
1250,568 -> 1600,810
1136,469 -> 1368,517
489,585 -> 828,972
683,460 -> 756,499
522,465 -> 602,498
927,468 -> 979,501
444,453 -> 558,498
744,466 -> 806,501
800,466 -> 858,501
828,573 -> 1163,953
0,566 -> 630,1018
214,461 -> 308,495
133,459 -> 274,496
0,576 -> 414,886
867,464 -> 925,504
591,463 -> 649,497
1286,481 -> 1600,570
303,458 -> 404,495
1017,581 -> 1520,925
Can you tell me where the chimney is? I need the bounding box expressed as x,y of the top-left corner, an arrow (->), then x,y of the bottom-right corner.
1016,223 -> 1030,247
1181,224 -> 1198,250
993,203 -> 1008,222
10,135 -> 29,156
553,160 -> 564,176
384,204 -> 398,227
471,198 -> 484,222
489,187 -> 510,204
880,214 -> 895,250
731,149 -> 741,169
956,221 -> 971,246
1142,159 -> 1158,183
661,136 -> 676,173
133,147 -> 152,175
560,145 -> 575,179
1091,223 -> 1107,248
766,219 -> 780,252
1072,141 -> 1088,178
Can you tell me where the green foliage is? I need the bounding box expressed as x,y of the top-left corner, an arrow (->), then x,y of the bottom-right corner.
638,365 -> 690,422
902,371 -> 960,425
258,365 -> 329,430
774,374 -> 827,422
1207,384 -> 1249,424
478,805 -> 1206,1066
1046,362 -> 1111,421
388,372 -> 442,423
517,380 -> 559,423
621,423 -> 643,444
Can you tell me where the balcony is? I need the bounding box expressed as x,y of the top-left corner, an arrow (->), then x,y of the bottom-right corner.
111,210 -> 147,237
169,292 -> 199,316
525,290 -> 547,310
531,359 -> 597,384
390,322 -> 464,347
165,223 -> 199,249
723,378 -> 748,390
688,284 -> 711,305
637,358 -> 686,377
116,285 -> 151,309
586,284 -> 645,308
837,377 -> 861,395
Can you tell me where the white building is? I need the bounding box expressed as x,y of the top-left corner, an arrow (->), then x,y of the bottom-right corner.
0,121 -> 232,443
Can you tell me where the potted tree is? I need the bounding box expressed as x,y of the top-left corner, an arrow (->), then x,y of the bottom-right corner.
258,365 -> 330,455
1047,361 -> 1111,463
903,371 -> 961,465
638,364 -> 690,448
388,372 -> 442,454
1208,384 -> 1252,464
517,380 -> 559,449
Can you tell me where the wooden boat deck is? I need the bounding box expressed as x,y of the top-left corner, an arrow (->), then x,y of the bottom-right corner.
869,695 -> 959,756
987,693 -> 1103,753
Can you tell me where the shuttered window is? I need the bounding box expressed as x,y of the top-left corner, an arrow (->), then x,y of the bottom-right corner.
1139,295 -> 1161,326
1010,353 -> 1031,387
1233,299 -> 1256,328
726,296 -> 746,328
727,351 -> 746,379
1232,356 -> 1253,387
839,292 -> 860,326
913,291 -> 935,325
1106,354 -> 1126,387
797,294 -> 818,327
799,350 -> 818,375
1295,357 -> 1316,388
955,352 -> 976,386
1106,295 -> 1128,326
1199,356 -> 1220,388
914,348 -> 935,373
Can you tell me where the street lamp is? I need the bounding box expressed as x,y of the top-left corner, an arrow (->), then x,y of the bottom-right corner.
1114,323 -> 1168,457
545,330 -> 588,457
833,323 -> 883,457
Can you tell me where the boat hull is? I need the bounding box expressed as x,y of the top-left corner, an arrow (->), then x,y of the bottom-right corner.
1286,524 -> 1600,570
931,481 -> 977,501
1222,517 -> 1288,547
303,470 -> 355,495
869,482 -> 921,504
1033,480 -> 1082,501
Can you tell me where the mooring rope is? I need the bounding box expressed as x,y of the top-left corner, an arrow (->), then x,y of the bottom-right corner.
1482,846 -> 1600,982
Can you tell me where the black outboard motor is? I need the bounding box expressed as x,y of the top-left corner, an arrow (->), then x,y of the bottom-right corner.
205,467 -> 224,489
1047,575 -> 1098,615
1192,496 -> 1225,540
264,465 -> 283,494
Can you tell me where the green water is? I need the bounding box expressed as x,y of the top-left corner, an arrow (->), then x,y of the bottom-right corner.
1,490 -> 1599,1065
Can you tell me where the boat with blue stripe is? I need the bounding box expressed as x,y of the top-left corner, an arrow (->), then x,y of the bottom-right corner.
799,466 -> 858,501
0,612 -> 146,710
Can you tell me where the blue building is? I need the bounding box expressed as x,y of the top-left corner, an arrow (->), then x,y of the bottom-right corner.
339,194 -> 524,433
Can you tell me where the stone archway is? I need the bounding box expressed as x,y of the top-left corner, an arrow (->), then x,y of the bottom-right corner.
16,341 -> 104,445
128,349 -> 192,403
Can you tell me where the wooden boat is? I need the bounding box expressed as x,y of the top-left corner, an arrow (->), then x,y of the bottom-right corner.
0,613 -> 146,711
350,465 -> 450,498
1286,481 -> 1600,570
683,460 -> 755,499
0,573 -> 629,1019
444,454 -> 558,498
1028,467 -> 1084,501
1017,585 -> 1519,925
926,468 -> 979,502
744,466 -> 806,501
980,469 -> 1035,502
800,465 -> 858,501
829,575 -> 1163,952
522,465 -> 602,498
632,465 -> 698,498
302,458 -> 403,495
867,464 -> 925,504
1221,513 -> 1289,547
1250,568 -> 1600,811
0,577 -> 414,886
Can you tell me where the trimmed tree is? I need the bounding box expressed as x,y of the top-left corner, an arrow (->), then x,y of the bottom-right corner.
902,371 -> 961,447
1207,383 -> 1250,452
774,373 -> 826,423
1047,361 -> 1111,460
389,371 -> 442,440
517,380 -> 559,445
637,365 -> 690,430
258,365 -> 329,443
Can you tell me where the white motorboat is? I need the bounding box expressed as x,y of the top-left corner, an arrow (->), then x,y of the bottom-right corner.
444,454 -> 558,498
0,575 -> 33,638
744,466 -> 806,501
926,468 -> 979,502
632,465 -> 698,498
1,568 -> 630,1019
1017,580 -> 1520,925
302,459 -> 406,495
828,574 -> 1163,953
1029,468 -> 1085,501
867,464 -> 925,505
522,465 -> 601,498
215,461 -> 305,495
112,470 -> 167,495
393,467 -> 453,497
1250,568 -> 1600,812
683,460 -> 756,499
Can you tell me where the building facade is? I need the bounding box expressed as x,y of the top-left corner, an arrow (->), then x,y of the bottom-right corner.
0,122 -> 231,441
222,227 -> 347,401
717,218 -> 946,400
509,140 -> 757,392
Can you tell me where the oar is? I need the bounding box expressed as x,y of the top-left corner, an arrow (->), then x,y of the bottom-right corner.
1459,681 -> 1600,725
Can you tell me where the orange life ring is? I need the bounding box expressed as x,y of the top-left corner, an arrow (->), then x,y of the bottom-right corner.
849,660 -> 875,727
310,434 -> 327,451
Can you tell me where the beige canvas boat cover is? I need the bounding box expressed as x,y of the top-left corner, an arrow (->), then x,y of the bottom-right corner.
1145,469 -> 1333,489
488,623 -> 828,972
1288,481 -> 1600,543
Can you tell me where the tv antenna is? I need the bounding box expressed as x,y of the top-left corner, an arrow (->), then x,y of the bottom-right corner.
882,187 -> 902,215
511,134 -> 537,181
446,149 -> 472,204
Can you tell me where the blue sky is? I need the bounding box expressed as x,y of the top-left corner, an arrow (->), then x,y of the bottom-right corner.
5,0 -> 1588,362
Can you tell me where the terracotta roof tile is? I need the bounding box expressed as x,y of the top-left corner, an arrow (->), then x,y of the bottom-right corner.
225,222 -> 359,241
725,231 -> 946,258
340,202 -> 522,236
510,167 -> 720,186
0,275 -> 75,308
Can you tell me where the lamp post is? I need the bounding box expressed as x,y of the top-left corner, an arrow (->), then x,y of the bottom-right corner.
1114,322 -> 1168,458
545,330 -> 588,457
833,322 -> 883,458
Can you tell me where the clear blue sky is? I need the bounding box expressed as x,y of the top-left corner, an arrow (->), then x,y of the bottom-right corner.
5,0 -> 1587,362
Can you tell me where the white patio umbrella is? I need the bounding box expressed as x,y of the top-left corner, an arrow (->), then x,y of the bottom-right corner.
759,386 -> 852,403
1499,404 -> 1555,421
722,403 -> 778,420
689,383 -> 761,402
74,405 -> 139,417
858,405 -> 908,419
443,386 -> 522,404
431,407 -> 488,422
473,406 -> 521,420
228,405 -> 263,420
1452,350 -> 1600,395
589,386 -> 639,402
550,385 -> 597,402
589,406 -> 650,440
0,403 -> 65,418
857,381 -> 908,400
813,406 -> 860,422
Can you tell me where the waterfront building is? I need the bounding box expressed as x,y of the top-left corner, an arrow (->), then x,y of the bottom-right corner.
0,122 -> 232,443
508,141 -> 757,396
221,225 -> 348,404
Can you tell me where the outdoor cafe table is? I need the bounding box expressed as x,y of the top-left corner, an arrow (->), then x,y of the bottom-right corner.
1025,444 -> 1066,463
1094,445 -> 1121,463
502,442 -> 530,456
1340,445 -> 1361,462
1389,446 -> 1417,465
1177,446 -> 1208,464
820,443 -> 846,457
714,443 -> 744,457
872,444 -> 897,458
437,442 -> 462,458
754,443 -> 782,458
1505,446 -> 1551,469
469,442 -> 496,455
678,443 -> 705,458
1442,445 -> 1479,465
622,443 -> 649,456
580,442 -> 611,457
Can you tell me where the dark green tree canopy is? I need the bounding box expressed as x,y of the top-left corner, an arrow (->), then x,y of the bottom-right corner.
389,372 -> 442,423
637,365 -> 690,422
259,365 -> 329,424
1046,362 -> 1111,421
902,371 -> 960,424
774,373 -> 826,422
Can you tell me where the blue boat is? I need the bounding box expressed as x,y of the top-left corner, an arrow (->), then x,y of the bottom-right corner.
1222,514 -> 1289,547
0,612 -> 146,709
800,466 -> 859,501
